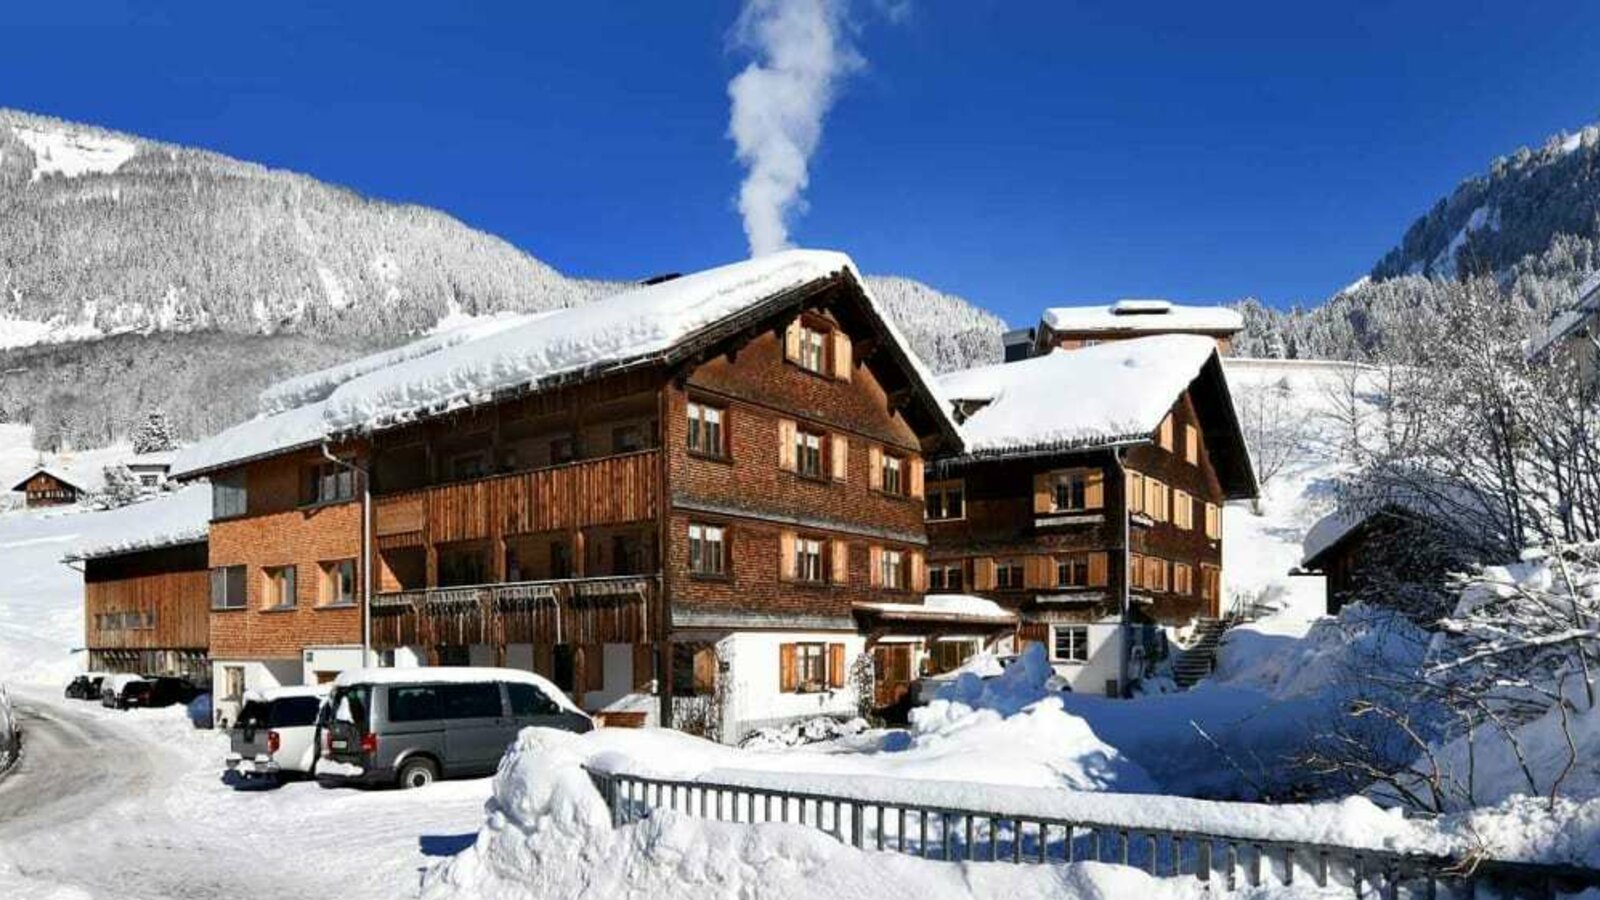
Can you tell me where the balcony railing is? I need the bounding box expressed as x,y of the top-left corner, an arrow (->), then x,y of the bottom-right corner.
374,450 -> 660,546
371,575 -> 657,648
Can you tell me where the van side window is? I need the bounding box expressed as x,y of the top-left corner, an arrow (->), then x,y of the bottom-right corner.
436,683 -> 503,719
508,682 -> 560,716
388,686 -> 440,722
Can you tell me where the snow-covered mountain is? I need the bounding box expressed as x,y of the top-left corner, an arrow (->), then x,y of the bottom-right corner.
0,108 -> 1005,449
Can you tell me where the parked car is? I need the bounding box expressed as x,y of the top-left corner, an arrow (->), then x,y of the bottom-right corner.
65,673 -> 108,700
101,673 -> 150,709
143,676 -> 200,708
225,685 -> 329,783
318,667 -> 591,789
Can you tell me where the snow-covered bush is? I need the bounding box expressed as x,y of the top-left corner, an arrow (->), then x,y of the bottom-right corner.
0,683 -> 18,772
739,716 -> 867,751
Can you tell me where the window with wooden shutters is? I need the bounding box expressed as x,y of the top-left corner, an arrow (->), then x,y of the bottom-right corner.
880,453 -> 904,494
828,643 -> 846,688
796,537 -> 824,583
1041,468 -> 1104,513
687,402 -> 726,458
881,548 -> 905,590
995,558 -> 1025,590
1125,471 -> 1145,516
831,539 -> 849,584
1159,415 -> 1174,451
1205,502 -> 1222,539
1185,424 -> 1200,465
1173,489 -> 1194,530
830,331 -> 852,380
777,419 -> 797,471
799,324 -> 828,373
793,642 -> 828,691
1055,554 -> 1091,588
830,435 -> 848,481
1174,562 -> 1194,595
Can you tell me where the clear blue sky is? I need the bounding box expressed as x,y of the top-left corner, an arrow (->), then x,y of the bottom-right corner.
8,2 -> 1600,325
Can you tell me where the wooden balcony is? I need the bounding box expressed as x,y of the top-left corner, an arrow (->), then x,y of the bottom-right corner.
370,575 -> 656,650
374,450 -> 660,548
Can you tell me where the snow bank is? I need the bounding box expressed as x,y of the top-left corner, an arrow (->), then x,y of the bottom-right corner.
1210,604 -> 1429,702
422,729 -> 1314,900
939,335 -> 1217,456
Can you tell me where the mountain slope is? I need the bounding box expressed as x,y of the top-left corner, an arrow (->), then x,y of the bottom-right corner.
0,109 -> 1004,449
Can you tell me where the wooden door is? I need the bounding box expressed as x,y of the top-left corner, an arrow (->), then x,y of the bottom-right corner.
872,644 -> 913,709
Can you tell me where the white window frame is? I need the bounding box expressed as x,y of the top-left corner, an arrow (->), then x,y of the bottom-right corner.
881,454 -> 904,495
799,325 -> 828,373
881,548 -> 905,590
688,523 -> 727,576
687,402 -> 726,457
795,429 -> 824,478
1053,625 -> 1090,663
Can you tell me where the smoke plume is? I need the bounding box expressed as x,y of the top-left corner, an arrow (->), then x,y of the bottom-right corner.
727,0 -> 862,257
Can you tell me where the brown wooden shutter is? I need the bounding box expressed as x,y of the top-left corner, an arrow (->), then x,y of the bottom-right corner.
1032,472 -> 1053,514
868,445 -> 883,490
1160,415 -> 1174,451
830,331 -> 852,380
974,557 -> 996,591
831,539 -> 849,585
828,643 -> 846,688
910,550 -> 927,592
585,644 -> 605,692
632,643 -> 653,691
778,419 -> 797,470
1146,478 -> 1166,521
1128,554 -> 1143,589
1084,469 -> 1104,509
1088,551 -> 1109,587
1185,424 -> 1199,464
1125,471 -> 1141,515
778,643 -> 797,692
909,456 -> 925,499
1024,555 -> 1050,589
830,435 -> 848,481
694,646 -> 717,694
868,545 -> 884,587
779,530 -> 797,580
784,320 -> 802,362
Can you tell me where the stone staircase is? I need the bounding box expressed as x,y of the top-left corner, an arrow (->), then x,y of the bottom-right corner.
1172,615 -> 1237,688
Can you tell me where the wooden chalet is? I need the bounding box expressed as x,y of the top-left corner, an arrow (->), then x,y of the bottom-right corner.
929,335 -> 1257,696
70,535 -> 211,681
12,468 -> 87,507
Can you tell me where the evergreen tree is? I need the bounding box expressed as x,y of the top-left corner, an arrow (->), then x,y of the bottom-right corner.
130,410 -> 177,454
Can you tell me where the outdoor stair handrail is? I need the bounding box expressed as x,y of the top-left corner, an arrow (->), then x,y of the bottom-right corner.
583,765 -> 1600,897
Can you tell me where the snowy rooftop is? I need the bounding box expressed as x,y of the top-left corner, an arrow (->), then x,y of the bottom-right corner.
1527,271 -> 1600,360
63,486 -> 212,562
172,250 -> 953,478
854,594 -> 1016,622
940,335 -> 1218,457
1041,299 -> 1244,334
9,460 -> 107,494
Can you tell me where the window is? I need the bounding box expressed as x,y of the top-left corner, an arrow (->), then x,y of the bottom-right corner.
387,686 -> 441,722
1173,490 -> 1194,530
688,523 -> 726,576
509,682 -> 561,716
1205,503 -> 1222,539
139,473 -> 159,487
550,436 -> 576,465
928,564 -> 963,592
995,558 -> 1024,590
550,540 -> 572,579
1185,424 -> 1200,465
435,683 -> 504,719
795,537 -> 824,583
211,565 -> 246,610
673,642 -> 717,697
930,639 -> 980,675
1056,554 -> 1091,588
686,402 -> 726,457
1174,562 -> 1194,596
222,665 -> 245,701
612,424 -> 645,454
212,471 -> 247,520
795,429 -> 824,478
1201,564 -> 1221,601
263,565 -> 297,610
879,453 -> 904,495
1053,626 -> 1089,663
925,481 -> 965,521
799,324 -> 828,373
1044,468 -> 1102,512
321,559 -> 356,606
795,643 -> 828,689
612,534 -> 649,576
880,548 -> 905,589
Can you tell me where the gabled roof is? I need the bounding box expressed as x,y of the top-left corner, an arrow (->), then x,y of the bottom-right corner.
1041,299 -> 1244,335
172,250 -> 959,478
937,335 -> 1258,499
10,466 -> 88,493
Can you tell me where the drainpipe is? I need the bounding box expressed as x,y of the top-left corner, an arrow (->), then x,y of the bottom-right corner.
322,444 -> 373,669
1113,447 -> 1131,698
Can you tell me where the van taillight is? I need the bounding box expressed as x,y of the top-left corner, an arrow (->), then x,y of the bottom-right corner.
267,730 -> 280,754
360,733 -> 378,755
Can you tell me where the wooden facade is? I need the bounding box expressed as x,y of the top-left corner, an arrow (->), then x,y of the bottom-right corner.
82,538 -> 210,679
13,469 -> 84,507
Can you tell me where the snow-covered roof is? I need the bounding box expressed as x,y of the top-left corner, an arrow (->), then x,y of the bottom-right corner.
63,486 -> 212,562
124,451 -> 176,469
941,335 -> 1214,455
1041,299 -> 1244,335
332,666 -> 586,716
854,594 -> 1017,623
173,250 -> 955,478
1527,271 -> 1600,360
10,466 -> 91,493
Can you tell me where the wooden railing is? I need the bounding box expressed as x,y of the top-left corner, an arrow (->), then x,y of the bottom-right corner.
373,450 -> 660,544
584,767 -> 1600,897
371,575 -> 656,647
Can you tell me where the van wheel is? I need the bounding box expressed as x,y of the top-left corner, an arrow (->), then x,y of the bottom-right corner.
397,758 -> 438,790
